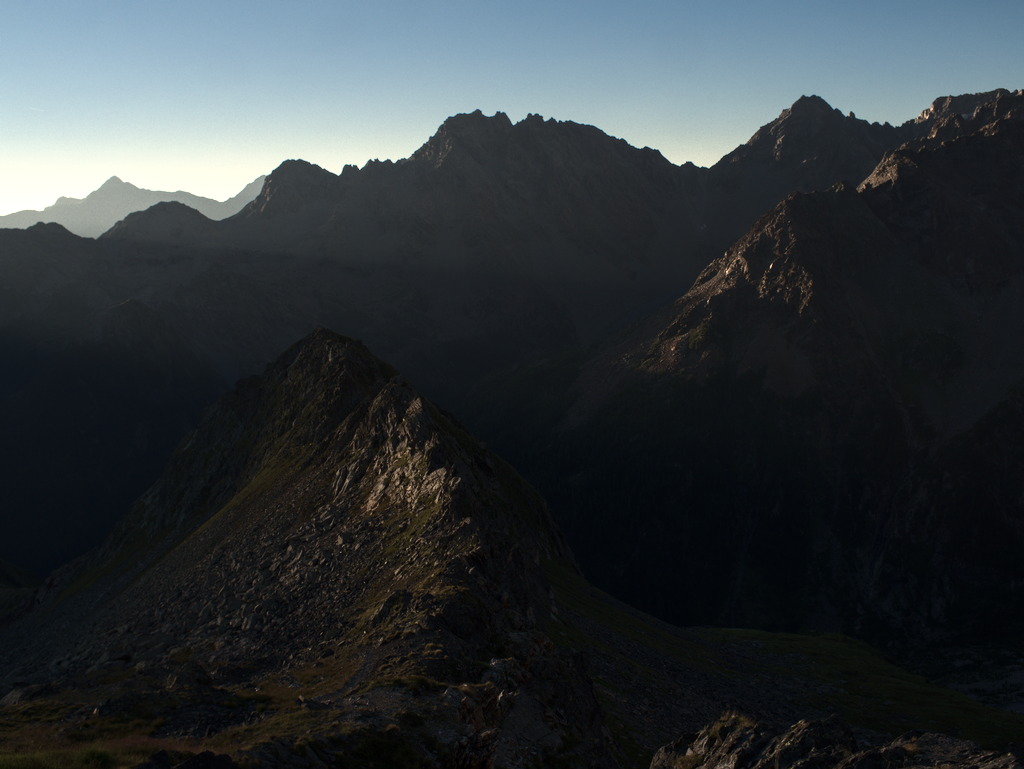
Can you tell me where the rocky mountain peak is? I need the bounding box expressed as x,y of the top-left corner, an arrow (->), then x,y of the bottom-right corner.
0,326 -> 610,766
5,326 -> 571,673
915,88 -> 1016,123
704,93 -> 913,246
242,159 -> 343,217
550,90 -> 1024,647
744,94 -> 859,158
411,109 -> 516,168
787,93 -> 839,117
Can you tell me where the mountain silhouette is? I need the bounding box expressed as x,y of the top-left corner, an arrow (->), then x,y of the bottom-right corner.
497,90 -> 1024,651
0,175 -> 264,237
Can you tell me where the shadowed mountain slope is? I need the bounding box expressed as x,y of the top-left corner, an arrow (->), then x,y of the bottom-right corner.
3,330 -> 1023,768
107,111 -> 713,364
485,91 -> 1024,650
0,328 -> 617,768
0,289 -> 224,576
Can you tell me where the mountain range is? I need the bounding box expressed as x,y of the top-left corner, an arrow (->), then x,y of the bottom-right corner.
1,88 -> 1023,767
2,330 -> 1022,768
0,175 -> 265,238
507,90 -> 1024,647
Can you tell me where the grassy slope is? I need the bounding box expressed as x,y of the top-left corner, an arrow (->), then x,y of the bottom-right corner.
3,561 -> 1023,769
544,560 -> 1024,769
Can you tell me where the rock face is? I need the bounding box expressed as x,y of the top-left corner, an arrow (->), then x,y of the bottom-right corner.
651,713 -> 1023,769
703,94 -> 916,246
0,328 -> 613,769
102,201 -> 220,243
915,88 -> 1019,124
498,90 -> 1024,647
0,175 -> 265,238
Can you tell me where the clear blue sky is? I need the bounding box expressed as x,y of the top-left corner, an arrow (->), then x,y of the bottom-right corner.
2,0 -> 1022,214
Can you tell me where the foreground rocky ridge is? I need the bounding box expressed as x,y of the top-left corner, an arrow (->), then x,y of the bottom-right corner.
652,713 -> 1023,769
0,328 -> 616,767
3,330 -> 1023,768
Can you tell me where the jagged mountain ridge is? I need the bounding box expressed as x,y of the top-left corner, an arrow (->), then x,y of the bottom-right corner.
915,88 -> 1020,124
4,328 -> 563,672
90,96 -> 972,396
0,109 -> 721,578
494,90 -> 1024,648
0,328 -> 618,768
4,329 -> 1023,768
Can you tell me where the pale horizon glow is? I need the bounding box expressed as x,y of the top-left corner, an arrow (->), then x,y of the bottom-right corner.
3,0 -> 1023,216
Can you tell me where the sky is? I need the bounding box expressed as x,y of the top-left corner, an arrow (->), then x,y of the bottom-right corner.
2,0 -> 1023,215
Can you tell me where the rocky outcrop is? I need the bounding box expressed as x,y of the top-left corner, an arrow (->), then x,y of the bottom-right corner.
0,328 -> 613,769
651,713 -> 1022,769
915,89 -> 1020,124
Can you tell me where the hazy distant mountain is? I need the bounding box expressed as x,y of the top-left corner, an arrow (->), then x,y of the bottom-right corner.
0,174 -> 265,237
